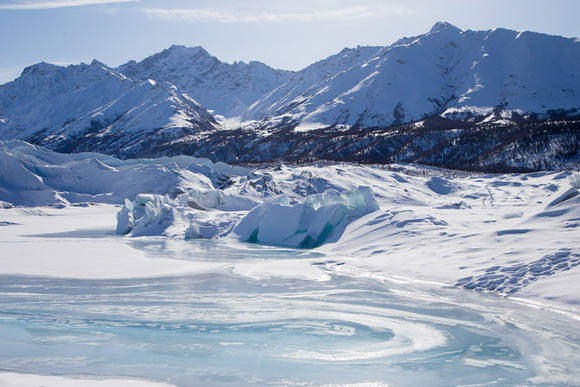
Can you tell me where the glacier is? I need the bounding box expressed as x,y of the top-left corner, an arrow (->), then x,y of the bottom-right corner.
1,140 -> 579,305
1,141 -> 580,386
2,21 -> 580,387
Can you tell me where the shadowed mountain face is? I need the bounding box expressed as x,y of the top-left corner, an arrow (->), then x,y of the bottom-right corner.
1,23 -> 579,171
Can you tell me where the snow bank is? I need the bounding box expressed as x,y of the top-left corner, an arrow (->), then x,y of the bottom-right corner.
232,187 -> 379,248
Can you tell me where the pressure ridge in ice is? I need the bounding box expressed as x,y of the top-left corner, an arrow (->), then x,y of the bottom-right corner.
116,187 -> 380,248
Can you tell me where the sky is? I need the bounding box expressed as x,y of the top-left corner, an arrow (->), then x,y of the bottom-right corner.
1,0 -> 580,84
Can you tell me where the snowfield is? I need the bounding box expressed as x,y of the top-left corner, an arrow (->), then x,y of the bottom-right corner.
1,140 -> 579,386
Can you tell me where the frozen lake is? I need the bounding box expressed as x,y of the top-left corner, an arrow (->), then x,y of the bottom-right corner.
1,239 -> 579,387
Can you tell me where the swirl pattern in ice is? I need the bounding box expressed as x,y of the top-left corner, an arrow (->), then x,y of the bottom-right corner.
0,241 -> 579,386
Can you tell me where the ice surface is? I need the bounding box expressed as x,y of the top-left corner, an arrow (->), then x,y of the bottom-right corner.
0,241 -> 578,386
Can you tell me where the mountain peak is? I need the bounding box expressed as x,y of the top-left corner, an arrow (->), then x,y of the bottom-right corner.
166,44 -> 210,57
89,59 -> 109,69
21,61 -> 59,76
429,22 -> 461,34
128,45 -> 215,73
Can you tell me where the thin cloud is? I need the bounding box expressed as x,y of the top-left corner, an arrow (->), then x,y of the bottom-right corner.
143,5 -> 414,24
0,0 -> 137,10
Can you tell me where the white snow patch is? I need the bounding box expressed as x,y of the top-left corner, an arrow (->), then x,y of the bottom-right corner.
0,205 -> 218,279
294,121 -> 327,132
0,373 -> 175,387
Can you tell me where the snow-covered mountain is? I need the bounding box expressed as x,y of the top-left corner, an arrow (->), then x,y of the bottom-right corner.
1,23 -> 579,169
246,22 -> 580,129
241,45 -> 383,124
117,45 -> 293,118
0,60 -> 220,157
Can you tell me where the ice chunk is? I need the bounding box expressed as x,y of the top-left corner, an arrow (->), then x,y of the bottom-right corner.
116,189 -> 253,238
232,187 -> 379,248
116,198 -> 135,234
176,189 -> 224,209
116,194 -> 176,236
184,219 -> 221,239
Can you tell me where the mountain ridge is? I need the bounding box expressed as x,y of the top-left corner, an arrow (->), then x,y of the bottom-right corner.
116,44 -> 293,118
1,22 -> 579,171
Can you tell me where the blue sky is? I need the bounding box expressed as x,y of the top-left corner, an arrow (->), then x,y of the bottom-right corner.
1,0 -> 580,84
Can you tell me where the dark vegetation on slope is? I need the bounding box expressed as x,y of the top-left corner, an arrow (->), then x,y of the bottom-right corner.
84,115 -> 580,173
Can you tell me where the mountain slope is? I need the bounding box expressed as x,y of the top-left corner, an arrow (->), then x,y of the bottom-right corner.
0,60 -> 220,158
246,22 -> 580,129
117,45 -> 293,118
242,45 -> 383,123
